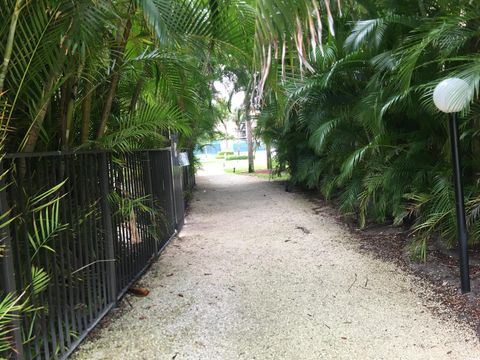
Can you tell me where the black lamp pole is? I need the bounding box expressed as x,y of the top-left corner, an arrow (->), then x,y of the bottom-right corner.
448,112 -> 471,294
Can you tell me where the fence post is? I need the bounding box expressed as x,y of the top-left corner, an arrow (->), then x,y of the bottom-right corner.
169,135 -> 179,229
0,163 -> 25,359
99,152 -> 117,303
165,149 -> 176,236
144,152 -> 158,255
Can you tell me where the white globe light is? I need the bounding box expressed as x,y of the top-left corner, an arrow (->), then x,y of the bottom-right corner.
433,78 -> 470,113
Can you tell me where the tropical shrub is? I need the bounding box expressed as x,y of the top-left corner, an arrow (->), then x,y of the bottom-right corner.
254,0 -> 480,259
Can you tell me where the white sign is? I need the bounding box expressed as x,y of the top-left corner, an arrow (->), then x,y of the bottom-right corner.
178,152 -> 190,166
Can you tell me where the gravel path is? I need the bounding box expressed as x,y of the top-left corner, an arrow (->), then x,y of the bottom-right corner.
74,165 -> 480,360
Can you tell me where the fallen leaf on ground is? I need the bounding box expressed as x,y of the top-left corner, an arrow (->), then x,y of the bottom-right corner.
128,287 -> 150,297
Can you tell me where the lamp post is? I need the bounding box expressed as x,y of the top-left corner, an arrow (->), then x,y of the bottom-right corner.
433,78 -> 471,294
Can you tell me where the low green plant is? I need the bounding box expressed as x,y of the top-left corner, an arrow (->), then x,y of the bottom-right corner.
226,155 -> 249,161
215,151 -> 234,159
407,237 -> 428,262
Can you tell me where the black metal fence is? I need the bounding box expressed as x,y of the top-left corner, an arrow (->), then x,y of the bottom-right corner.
183,165 -> 196,195
0,148 -> 193,360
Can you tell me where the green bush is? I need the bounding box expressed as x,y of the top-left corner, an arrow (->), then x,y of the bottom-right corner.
226,155 -> 250,161
215,151 -> 234,159
255,2 -> 480,262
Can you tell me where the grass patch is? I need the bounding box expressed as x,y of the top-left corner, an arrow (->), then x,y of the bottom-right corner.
225,167 -> 289,181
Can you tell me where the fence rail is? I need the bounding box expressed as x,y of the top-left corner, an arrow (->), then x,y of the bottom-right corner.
0,148 -> 194,360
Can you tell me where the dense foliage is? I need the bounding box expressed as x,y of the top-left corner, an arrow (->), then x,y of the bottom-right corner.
254,0 -> 480,258
0,0 -> 255,154
1,0 -> 480,355
0,0 -> 255,354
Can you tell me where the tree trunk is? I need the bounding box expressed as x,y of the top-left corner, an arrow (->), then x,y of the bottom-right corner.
223,122 -> 229,152
129,63 -> 148,113
64,60 -> 85,148
246,114 -> 254,173
21,98 -> 50,153
0,0 -> 24,93
21,80 -> 56,152
96,69 -> 121,139
244,85 -> 254,173
81,81 -> 93,144
129,77 -> 144,113
65,81 -> 78,148
96,19 -> 132,140
266,142 -> 272,170
59,81 -> 70,150
21,57 -> 65,152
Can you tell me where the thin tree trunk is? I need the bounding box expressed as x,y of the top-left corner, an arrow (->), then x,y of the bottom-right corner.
129,77 -> 144,113
96,67 -> 121,139
65,60 -> 85,147
224,122 -> 229,152
246,118 -> 254,173
81,81 -> 93,144
266,142 -> 272,170
65,82 -> 77,148
22,99 -> 50,153
96,19 -> 132,140
243,83 -> 254,173
20,44 -> 67,152
0,0 -> 24,93
244,97 -> 255,173
21,76 -> 56,152
59,81 -> 70,150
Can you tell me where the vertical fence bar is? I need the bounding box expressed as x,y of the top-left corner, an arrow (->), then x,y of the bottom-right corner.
170,136 -> 179,229
99,152 -> 117,303
160,148 -> 180,242
167,150 -> 175,236
125,154 -> 137,280
149,151 -> 173,245
62,156 -> 76,350
0,162 -> 24,359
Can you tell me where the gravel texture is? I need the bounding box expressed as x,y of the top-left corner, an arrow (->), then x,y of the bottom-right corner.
73,164 -> 480,360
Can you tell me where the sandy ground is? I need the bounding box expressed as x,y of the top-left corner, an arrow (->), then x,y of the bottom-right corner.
73,163 -> 480,360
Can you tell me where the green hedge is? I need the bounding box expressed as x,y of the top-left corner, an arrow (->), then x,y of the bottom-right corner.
226,155 -> 251,161
215,151 -> 234,159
